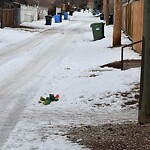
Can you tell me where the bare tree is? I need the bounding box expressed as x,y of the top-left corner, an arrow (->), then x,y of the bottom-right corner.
25,0 -> 55,7
113,0 -> 122,47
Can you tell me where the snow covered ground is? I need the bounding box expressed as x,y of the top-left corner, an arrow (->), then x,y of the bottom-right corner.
0,11 -> 141,149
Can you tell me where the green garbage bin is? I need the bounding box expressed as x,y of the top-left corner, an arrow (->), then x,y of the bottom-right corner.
90,22 -> 105,41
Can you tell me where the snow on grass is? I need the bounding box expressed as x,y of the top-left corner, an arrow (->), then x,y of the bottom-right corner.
0,28 -> 38,50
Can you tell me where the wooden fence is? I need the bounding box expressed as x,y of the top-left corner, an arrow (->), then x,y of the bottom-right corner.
122,1 -> 144,53
0,8 -> 20,28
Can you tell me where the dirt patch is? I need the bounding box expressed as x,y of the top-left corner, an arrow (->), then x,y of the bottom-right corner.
92,83 -> 140,109
13,25 -> 41,32
13,25 -> 35,29
101,59 -> 141,70
66,123 -> 150,150
65,83 -> 143,150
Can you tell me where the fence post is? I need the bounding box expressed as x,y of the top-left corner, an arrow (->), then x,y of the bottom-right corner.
1,0 -> 4,28
1,8 -> 3,28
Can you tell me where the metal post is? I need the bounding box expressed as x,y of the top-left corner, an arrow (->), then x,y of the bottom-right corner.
121,40 -> 142,70
121,46 -> 124,70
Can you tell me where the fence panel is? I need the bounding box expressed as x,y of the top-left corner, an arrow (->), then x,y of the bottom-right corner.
122,3 -> 132,39
38,7 -> 48,19
0,5 -> 48,27
21,5 -> 38,22
14,8 -> 21,26
132,1 -> 144,53
0,8 -> 20,28
3,9 -> 14,27
122,1 -> 144,53
122,5 -> 126,32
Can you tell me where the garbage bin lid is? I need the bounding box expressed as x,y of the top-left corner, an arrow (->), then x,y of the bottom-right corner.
45,15 -> 52,17
90,22 -> 105,27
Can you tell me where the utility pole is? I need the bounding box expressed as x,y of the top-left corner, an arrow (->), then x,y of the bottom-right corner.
138,0 -> 150,124
113,0 -> 122,47
34,0 -> 39,20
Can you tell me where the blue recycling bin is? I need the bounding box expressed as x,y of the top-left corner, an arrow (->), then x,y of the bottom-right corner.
64,12 -> 68,20
57,13 -> 62,22
54,15 -> 60,23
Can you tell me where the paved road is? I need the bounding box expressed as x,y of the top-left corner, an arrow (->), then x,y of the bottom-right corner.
0,17 -> 86,147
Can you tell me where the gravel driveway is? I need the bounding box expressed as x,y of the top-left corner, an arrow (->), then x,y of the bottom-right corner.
66,123 -> 150,150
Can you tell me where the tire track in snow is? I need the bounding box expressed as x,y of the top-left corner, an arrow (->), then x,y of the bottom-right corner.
0,21 -> 84,147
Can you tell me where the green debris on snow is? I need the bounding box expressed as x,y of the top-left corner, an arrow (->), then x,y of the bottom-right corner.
39,94 -> 59,105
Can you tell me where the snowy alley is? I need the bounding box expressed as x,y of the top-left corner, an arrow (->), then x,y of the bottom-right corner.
0,11 -> 141,149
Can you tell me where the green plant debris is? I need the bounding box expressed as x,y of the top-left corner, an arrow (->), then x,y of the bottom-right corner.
39,94 -> 59,105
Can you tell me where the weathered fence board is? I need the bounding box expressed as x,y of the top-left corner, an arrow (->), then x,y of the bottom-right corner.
132,1 -> 144,53
122,3 -> 132,39
122,1 -> 144,53
3,9 -> 14,27
0,8 -> 20,28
